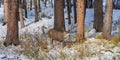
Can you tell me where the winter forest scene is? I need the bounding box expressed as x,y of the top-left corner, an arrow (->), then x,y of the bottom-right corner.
1,0 -> 120,60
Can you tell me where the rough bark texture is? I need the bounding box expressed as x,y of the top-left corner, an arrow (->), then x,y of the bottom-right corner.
77,0 -> 85,41
4,0 -> 19,47
54,0 -> 65,31
103,0 -> 113,39
34,0 -> 39,22
94,0 -> 103,32
67,0 -> 71,24
3,0 -> 9,25
19,0 -> 25,28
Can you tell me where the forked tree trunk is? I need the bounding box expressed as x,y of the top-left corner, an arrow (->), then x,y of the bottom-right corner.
103,0 -> 113,39
54,0 -> 65,31
34,0 -> 39,22
94,0 -> 103,32
77,0 -> 85,41
19,0 -> 25,28
4,0 -> 19,47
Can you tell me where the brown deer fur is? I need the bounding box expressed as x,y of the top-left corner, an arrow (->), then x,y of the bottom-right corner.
48,28 -> 69,47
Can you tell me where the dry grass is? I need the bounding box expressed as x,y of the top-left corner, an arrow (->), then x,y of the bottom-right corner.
19,31 -> 48,59
19,30 -> 120,60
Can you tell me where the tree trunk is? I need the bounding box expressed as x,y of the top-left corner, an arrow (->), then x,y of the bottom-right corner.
51,0 -> 53,8
34,0 -> 39,22
3,0 -> 9,25
94,0 -> 103,32
23,0 -> 27,18
4,0 -> 19,47
19,0 -> 25,28
0,1 -> 1,7
77,0 -> 85,41
38,0 -> 41,12
86,0 -> 93,8
30,0 -> 32,10
118,18 -> 120,38
67,0 -> 71,24
102,0 -> 113,39
44,0 -> 47,7
54,0 -> 65,31
73,0 -> 77,24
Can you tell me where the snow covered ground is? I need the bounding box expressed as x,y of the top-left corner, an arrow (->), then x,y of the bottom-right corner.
0,1 -> 120,60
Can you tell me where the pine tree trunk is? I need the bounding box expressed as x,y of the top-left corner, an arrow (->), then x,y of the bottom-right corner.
3,0 -> 9,25
51,0 -> 53,8
118,18 -> 120,39
30,0 -> 32,10
77,0 -> 85,41
4,0 -> 19,47
54,0 -> 65,31
23,0 -> 27,18
94,0 -> 103,32
34,0 -> 39,22
73,0 -> 77,24
67,0 -> 71,24
44,0 -> 47,7
19,0 -> 25,28
38,0 -> 41,12
103,0 -> 113,39
0,1 -> 1,7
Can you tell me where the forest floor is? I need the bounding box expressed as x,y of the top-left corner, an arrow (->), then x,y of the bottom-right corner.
0,4 -> 120,60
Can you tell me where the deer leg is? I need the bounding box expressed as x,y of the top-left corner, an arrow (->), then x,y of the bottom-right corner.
50,38 -> 53,48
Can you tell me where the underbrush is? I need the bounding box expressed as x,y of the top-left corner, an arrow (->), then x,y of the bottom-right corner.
19,31 -> 48,59
19,31 -> 120,60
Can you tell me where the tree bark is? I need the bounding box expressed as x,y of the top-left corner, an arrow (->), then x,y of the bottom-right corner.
38,0 -> 41,12
73,0 -> 77,24
54,0 -> 65,31
34,0 -> 39,22
3,0 -> 9,25
30,0 -> 32,10
19,0 -> 25,28
51,0 -> 53,8
23,0 -> 27,18
102,0 -> 113,39
94,0 -> 103,32
4,0 -> 19,47
67,0 -> 71,24
77,0 -> 85,41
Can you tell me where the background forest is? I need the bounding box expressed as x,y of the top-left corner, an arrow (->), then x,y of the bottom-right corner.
0,0 -> 120,60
